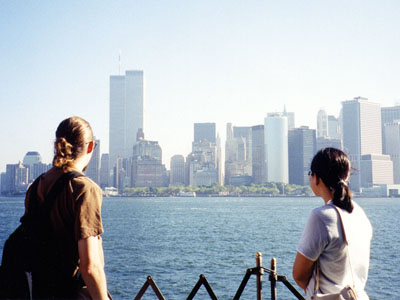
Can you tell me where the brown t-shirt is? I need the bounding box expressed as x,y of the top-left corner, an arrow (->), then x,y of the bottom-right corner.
24,167 -> 104,278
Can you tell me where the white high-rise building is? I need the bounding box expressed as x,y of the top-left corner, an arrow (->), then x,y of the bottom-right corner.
342,97 -> 382,191
109,70 -> 144,169
264,113 -> 288,183
317,109 -> 328,138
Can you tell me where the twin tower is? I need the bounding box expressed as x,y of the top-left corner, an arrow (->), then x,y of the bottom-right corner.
109,70 -> 144,170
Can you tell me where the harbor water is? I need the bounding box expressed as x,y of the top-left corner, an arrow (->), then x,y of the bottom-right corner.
0,196 -> 399,299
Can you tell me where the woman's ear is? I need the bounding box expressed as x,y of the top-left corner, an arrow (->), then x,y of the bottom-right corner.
315,176 -> 320,185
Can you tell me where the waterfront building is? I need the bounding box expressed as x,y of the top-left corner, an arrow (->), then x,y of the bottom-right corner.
194,123 -> 216,143
360,154 -> 393,187
23,151 -> 42,181
288,126 -> 316,186
229,175 -> 253,186
251,125 -> 265,184
113,157 -> 123,194
170,155 -> 185,186
32,163 -> 51,180
0,173 -> 5,195
225,124 -> 252,185
317,109 -> 328,138
109,70 -> 144,169
131,132 -> 167,187
86,138 -> 100,184
131,159 -> 167,187
342,97 -> 382,191
328,115 -> 341,140
4,162 -> 29,194
216,134 -> 223,185
384,121 -> 400,184
283,106 -> 295,129
233,126 -> 252,163
186,139 -> 218,187
100,154 -> 110,189
316,136 -> 342,152
264,113 -> 288,184
381,105 -> 400,153
186,123 -> 220,186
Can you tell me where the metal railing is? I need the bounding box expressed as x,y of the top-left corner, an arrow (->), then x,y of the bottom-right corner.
134,252 -> 305,300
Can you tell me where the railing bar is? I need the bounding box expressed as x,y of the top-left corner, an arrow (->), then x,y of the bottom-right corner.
201,275 -> 219,300
186,275 -> 203,300
149,277 -> 166,300
134,277 -> 151,300
277,275 -> 306,300
232,269 -> 252,300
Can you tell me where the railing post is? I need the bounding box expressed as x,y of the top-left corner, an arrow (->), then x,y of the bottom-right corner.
270,258 -> 277,300
256,252 -> 263,300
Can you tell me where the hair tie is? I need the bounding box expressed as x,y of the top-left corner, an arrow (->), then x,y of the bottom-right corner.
338,180 -> 348,187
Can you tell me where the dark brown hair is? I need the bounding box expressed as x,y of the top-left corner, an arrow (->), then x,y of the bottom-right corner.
52,116 -> 93,171
310,147 -> 354,213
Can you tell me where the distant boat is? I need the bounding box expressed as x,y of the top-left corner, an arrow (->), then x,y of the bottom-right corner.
177,191 -> 196,197
103,187 -> 119,197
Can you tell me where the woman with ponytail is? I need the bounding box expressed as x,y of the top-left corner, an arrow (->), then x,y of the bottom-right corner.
292,148 -> 372,300
23,116 -> 109,299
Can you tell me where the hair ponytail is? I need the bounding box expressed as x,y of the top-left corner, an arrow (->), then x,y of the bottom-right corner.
52,116 -> 93,171
332,181 -> 353,213
53,137 -> 74,171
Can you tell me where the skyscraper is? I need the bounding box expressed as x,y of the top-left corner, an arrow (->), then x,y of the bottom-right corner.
384,121 -> 400,184
170,155 -> 185,186
264,113 -> 288,183
317,109 -> 328,138
131,133 -> 167,188
100,153 -> 110,188
288,127 -> 316,186
86,139 -> 100,184
360,154 -> 393,187
194,123 -> 216,143
109,70 -> 144,169
22,151 -> 42,181
225,124 -> 252,185
381,105 -> 400,153
283,105 -> 295,130
251,125 -> 265,184
328,115 -> 340,140
342,97 -> 382,191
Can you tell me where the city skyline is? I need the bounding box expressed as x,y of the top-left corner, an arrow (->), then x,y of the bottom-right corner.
1,1 -> 400,173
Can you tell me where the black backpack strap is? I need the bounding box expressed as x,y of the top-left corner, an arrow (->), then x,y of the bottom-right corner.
40,171 -> 84,213
25,171 -> 84,218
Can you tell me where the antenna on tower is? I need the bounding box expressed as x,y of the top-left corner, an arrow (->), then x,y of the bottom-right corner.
118,50 -> 122,75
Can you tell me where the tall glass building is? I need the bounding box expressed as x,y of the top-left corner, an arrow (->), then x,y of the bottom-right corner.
109,70 -> 144,169
288,126 -> 316,186
381,105 -> 400,153
342,97 -> 382,191
194,123 -> 216,143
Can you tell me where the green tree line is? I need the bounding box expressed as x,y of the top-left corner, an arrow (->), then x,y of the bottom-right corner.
123,183 -> 312,197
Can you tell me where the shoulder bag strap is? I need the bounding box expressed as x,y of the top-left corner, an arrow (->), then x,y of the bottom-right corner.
328,204 -> 356,288
314,204 -> 355,295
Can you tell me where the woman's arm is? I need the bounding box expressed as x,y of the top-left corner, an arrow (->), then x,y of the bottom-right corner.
78,235 -> 108,300
292,252 -> 315,291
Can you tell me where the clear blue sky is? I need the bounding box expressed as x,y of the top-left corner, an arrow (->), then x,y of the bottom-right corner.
1,0 -> 400,173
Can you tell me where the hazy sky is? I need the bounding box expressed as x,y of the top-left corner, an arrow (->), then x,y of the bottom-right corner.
1,0 -> 400,173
